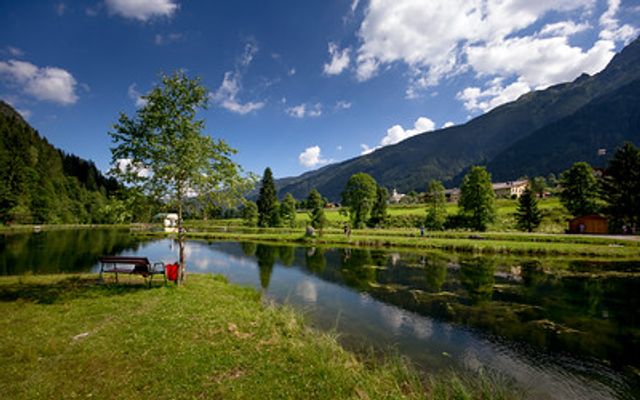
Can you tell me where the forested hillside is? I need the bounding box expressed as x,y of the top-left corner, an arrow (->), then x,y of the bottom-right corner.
0,101 -> 120,224
487,79 -> 640,180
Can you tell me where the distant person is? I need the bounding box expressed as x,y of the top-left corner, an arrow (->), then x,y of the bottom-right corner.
420,226 -> 425,237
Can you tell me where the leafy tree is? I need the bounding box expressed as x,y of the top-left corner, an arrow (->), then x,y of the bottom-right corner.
458,166 -> 496,231
257,167 -> 280,227
342,173 -> 377,228
241,200 -> 258,227
559,162 -> 600,216
516,188 -> 542,232
280,193 -> 297,228
307,188 -> 326,234
110,71 -> 247,284
601,142 -> 640,231
368,186 -> 388,227
425,179 -> 446,230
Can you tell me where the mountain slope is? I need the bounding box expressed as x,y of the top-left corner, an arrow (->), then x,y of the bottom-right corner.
487,78 -> 640,180
276,37 -> 640,201
0,101 -> 119,224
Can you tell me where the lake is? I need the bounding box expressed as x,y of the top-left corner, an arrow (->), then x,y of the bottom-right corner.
1,228 -> 639,399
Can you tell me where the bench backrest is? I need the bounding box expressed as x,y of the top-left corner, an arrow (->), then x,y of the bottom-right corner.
99,256 -> 151,267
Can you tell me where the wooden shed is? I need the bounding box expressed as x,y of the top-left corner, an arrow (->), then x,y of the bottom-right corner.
568,214 -> 608,234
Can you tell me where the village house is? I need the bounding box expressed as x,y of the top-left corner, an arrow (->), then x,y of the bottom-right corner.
389,189 -> 406,203
492,180 -> 529,198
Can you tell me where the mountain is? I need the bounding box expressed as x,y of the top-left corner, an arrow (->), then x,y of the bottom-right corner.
0,101 -> 120,224
276,37 -> 640,201
487,78 -> 640,180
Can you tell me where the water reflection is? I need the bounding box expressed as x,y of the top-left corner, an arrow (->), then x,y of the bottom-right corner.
0,229 -> 141,275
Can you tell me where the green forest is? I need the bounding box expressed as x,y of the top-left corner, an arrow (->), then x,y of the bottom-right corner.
0,102 -> 120,224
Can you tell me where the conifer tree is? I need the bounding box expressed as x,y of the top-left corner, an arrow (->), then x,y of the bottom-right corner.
516,188 -> 542,232
256,167 -> 280,227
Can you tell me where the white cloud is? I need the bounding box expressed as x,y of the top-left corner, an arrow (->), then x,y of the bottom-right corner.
115,158 -> 150,177
351,0 -> 360,13
285,103 -> 322,118
0,59 -> 78,105
442,121 -> 455,128
154,33 -> 183,45
210,41 -> 265,115
599,0 -> 638,43
299,146 -> 329,168
211,72 -> 265,114
127,83 -> 147,108
106,0 -> 178,21
457,79 -> 531,113
361,116 -> 435,154
353,0 -> 636,107
335,100 -> 352,110
288,68 -> 296,76
323,42 -> 351,75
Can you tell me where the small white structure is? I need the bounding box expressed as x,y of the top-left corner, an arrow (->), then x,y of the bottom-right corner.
389,189 -> 406,203
492,180 -> 529,198
163,213 -> 179,232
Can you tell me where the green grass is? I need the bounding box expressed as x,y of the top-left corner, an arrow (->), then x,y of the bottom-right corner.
0,274 -> 516,400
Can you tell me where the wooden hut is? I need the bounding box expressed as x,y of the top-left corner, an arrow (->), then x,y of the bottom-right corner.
568,214 -> 608,234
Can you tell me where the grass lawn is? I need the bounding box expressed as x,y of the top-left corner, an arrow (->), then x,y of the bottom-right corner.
0,274 -> 514,400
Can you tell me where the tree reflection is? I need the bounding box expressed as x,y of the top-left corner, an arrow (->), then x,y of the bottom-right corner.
305,247 -> 326,273
340,249 -> 377,291
255,244 -> 277,289
459,257 -> 495,304
424,256 -> 448,292
240,241 -> 257,257
278,246 -> 295,266
521,260 -> 545,287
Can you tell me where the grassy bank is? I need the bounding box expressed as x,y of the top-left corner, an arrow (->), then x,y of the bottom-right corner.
146,227 -> 640,259
0,274 -> 514,399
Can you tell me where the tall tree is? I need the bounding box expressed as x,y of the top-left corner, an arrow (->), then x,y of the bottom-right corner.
459,166 -> 496,231
342,173 -> 377,228
559,162 -> 600,216
307,188 -> 326,234
602,142 -> 640,231
368,186 -> 388,227
516,188 -> 542,232
425,179 -> 446,230
110,71 -> 246,284
280,193 -> 297,228
256,167 -> 280,227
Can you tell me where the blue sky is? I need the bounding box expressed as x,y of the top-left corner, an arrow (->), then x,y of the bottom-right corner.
1,0 -> 638,179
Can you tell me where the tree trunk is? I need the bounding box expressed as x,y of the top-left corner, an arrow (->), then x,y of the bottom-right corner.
178,199 -> 186,285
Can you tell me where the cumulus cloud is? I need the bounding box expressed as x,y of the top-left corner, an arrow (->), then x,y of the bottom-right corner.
299,146 -> 329,168
0,59 -> 78,105
353,0 -> 636,108
210,41 -> 265,115
127,83 -> 147,108
335,100 -> 352,110
323,42 -> 351,75
361,116 -> 435,154
285,103 -> 322,118
457,79 -> 531,113
442,121 -> 455,128
106,0 -> 178,21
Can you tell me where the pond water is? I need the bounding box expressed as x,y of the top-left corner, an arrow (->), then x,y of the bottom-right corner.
1,229 -> 639,400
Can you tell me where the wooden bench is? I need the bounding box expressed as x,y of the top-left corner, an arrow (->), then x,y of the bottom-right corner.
99,256 -> 166,286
